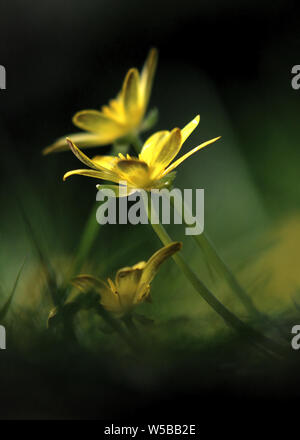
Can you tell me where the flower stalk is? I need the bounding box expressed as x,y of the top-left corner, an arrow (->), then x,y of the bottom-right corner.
123,314 -> 139,335
172,196 -> 262,320
145,197 -> 287,359
71,202 -> 100,278
95,304 -> 140,354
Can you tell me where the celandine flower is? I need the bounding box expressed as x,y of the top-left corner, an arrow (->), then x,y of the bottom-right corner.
43,49 -> 158,154
63,115 -> 220,191
72,242 -> 181,316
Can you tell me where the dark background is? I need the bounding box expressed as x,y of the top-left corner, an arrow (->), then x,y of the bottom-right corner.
1,0 -> 300,420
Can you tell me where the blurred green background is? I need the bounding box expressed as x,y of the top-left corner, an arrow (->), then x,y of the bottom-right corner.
0,0 -> 300,419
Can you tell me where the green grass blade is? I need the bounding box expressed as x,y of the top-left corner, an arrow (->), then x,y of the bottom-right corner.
71,202 -> 101,278
18,201 -> 60,306
0,260 -> 25,320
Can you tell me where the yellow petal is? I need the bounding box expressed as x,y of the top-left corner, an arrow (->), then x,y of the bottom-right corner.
71,274 -> 109,294
181,115 -> 200,144
122,68 -> 140,117
92,155 -> 120,171
66,138 -> 102,170
149,128 -> 182,176
139,116 -> 199,171
139,48 -> 158,108
63,168 -> 121,183
132,261 -> 147,270
107,278 -> 117,293
136,284 -> 151,303
66,140 -> 121,183
139,130 -> 169,164
73,110 -> 125,142
163,136 -> 221,176
115,265 -> 144,308
139,242 -> 182,287
43,132 -> 102,155
115,159 -> 151,187
101,98 -> 124,122
116,266 -> 144,290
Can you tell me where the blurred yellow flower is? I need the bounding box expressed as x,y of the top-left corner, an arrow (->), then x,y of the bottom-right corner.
63,115 -> 220,191
72,242 -> 182,316
43,48 -> 158,155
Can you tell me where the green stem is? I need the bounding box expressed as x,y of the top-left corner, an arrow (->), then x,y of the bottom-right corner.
173,196 -> 262,319
61,202 -> 101,304
130,133 -> 143,154
196,234 -> 260,315
192,229 -> 290,339
95,305 -> 140,354
123,315 -> 145,355
123,314 -> 139,336
147,200 -> 287,359
58,201 -> 101,343
71,202 -> 100,278
63,316 -> 79,346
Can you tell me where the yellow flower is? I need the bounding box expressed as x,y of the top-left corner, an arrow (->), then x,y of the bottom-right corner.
72,242 -> 182,316
43,48 -> 158,155
63,115 -> 220,191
